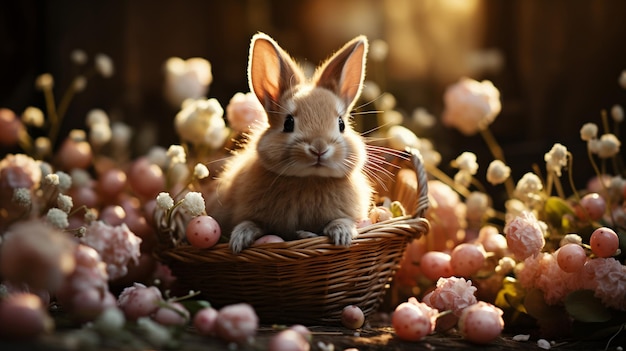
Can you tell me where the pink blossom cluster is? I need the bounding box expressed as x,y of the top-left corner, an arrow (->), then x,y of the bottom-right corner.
81,221 -> 142,280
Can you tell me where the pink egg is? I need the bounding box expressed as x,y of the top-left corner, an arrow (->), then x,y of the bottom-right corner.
186,215 -> 221,249
253,235 -> 285,245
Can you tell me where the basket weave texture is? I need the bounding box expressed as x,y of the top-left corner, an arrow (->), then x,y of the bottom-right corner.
154,149 -> 430,325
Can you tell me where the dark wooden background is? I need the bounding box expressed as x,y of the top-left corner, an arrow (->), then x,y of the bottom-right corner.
2,0 -> 626,190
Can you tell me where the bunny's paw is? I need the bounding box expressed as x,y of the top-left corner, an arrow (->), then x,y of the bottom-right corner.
323,218 -> 358,247
230,221 -> 263,254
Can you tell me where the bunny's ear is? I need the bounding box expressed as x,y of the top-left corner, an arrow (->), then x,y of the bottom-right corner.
314,36 -> 369,113
248,33 -> 304,110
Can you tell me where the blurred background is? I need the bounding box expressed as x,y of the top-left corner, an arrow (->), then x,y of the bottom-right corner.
2,0 -> 626,189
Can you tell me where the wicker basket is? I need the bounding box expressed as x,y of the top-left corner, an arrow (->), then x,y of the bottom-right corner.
154,149 -> 430,325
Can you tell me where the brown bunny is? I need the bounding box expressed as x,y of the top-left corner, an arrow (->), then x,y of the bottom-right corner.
207,33 -> 373,253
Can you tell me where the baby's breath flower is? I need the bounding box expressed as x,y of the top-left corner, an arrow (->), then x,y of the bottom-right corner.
56,171 -> 72,191
72,76 -> 87,92
560,233 -> 583,247
412,107 -> 436,129
147,146 -> 168,168
466,191 -> 490,223
70,49 -> 88,65
95,53 -> 114,78
580,122 -> 598,141
44,173 -> 60,187
156,192 -> 174,211
47,208 -> 69,229
442,77 -> 501,136
611,104 -> 624,123
387,125 -> 420,151
89,123 -> 112,147
34,137 -> 52,157
21,106 -> 45,127
70,169 -> 92,187
495,257 -> 516,275
596,133 -> 621,158
544,143 -> 568,177
454,152 -> 479,175
486,160 -> 511,185
12,188 -> 31,207
454,169 -> 473,188
181,192 -> 205,216
193,163 -> 209,180
369,39 -> 389,62
166,144 -> 186,164
514,172 -> 544,206
35,73 -> 54,90
110,122 -> 132,149
84,208 -> 97,223
174,98 -> 227,148
86,109 -> 110,127
57,194 -> 73,213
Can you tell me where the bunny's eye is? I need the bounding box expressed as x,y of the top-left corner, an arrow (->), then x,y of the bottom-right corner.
338,117 -> 345,133
283,114 -> 295,133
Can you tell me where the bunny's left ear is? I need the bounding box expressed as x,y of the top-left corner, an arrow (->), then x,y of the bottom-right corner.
314,36 -> 369,113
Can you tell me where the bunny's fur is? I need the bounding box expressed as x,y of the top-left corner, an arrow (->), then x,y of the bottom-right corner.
207,33 -> 373,253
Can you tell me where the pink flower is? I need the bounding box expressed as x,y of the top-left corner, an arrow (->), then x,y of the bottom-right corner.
226,92 -> 268,133
504,211 -> 545,260
515,252 -> 580,305
392,297 -> 439,341
118,282 -> 164,320
0,220 -> 77,292
81,221 -> 142,280
422,277 -> 477,316
442,77 -> 501,136
579,258 -> 626,311
426,180 -> 467,251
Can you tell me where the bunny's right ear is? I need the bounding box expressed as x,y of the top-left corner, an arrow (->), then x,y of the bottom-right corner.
248,33 -> 304,110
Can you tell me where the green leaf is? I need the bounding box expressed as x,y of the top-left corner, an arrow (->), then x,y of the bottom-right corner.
544,196 -> 575,230
495,277 -> 526,313
565,290 -> 612,323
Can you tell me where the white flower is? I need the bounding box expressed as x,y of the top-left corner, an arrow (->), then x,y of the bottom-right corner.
47,208 -> 69,229
412,107 -> 436,129
156,192 -> 174,211
454,169 -> 473,188
466,191 -> 490,223
89,123 -> 112,147
147,146 -> 168,168
166,144 -> 186,165
596,133 -> 621,158
514,172 -> 544,206
86,109 -> 110,127
181,192 -> 205,216
442,77 -> 501,135
611,104 -> 624,123
44,173 -> 60,187
387,125 -> 420,151
69,129 -> 87,142
544,143 -> 568,177
164,57 -> 212,108
110,122 -> 132,150
57,194 -> 73,213
454,152 -> 479,175
369,39 -> 389,62
12,188 -> 31,207
174,98 -> 227,149
72,76 -> 87,92
580,123 -> 598,141
95,53 -> 114,78
35,73 -> 54,90
486,160 -> 511,185
193,163 -> 209,180
34,137 -> 52,158
70,49 -> 88,65
21,106 -> 45,127
560,233 -> 582,247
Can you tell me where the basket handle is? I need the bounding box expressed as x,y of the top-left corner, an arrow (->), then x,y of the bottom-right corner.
407,148 -> 430,219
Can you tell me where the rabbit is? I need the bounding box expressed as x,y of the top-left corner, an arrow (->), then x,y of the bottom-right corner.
207,32 -> 373,254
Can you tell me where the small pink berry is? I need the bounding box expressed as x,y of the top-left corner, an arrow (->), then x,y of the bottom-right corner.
578,193 -> 607,221
458,301 -> 504,344
194,307 -> 219,336
590,227 -> 620,258
556,243 -> 587,272
420,251 -> 453,281
450,243 -> 486,277
341,305 -> 365,329
128,157 -> 165,200
268,329 -> 310,351
186,215 -> 221,249
392,297 -> 438,342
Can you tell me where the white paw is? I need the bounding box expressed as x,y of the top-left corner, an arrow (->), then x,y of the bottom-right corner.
323,218 -> 357,247
229,221 -> 263,254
